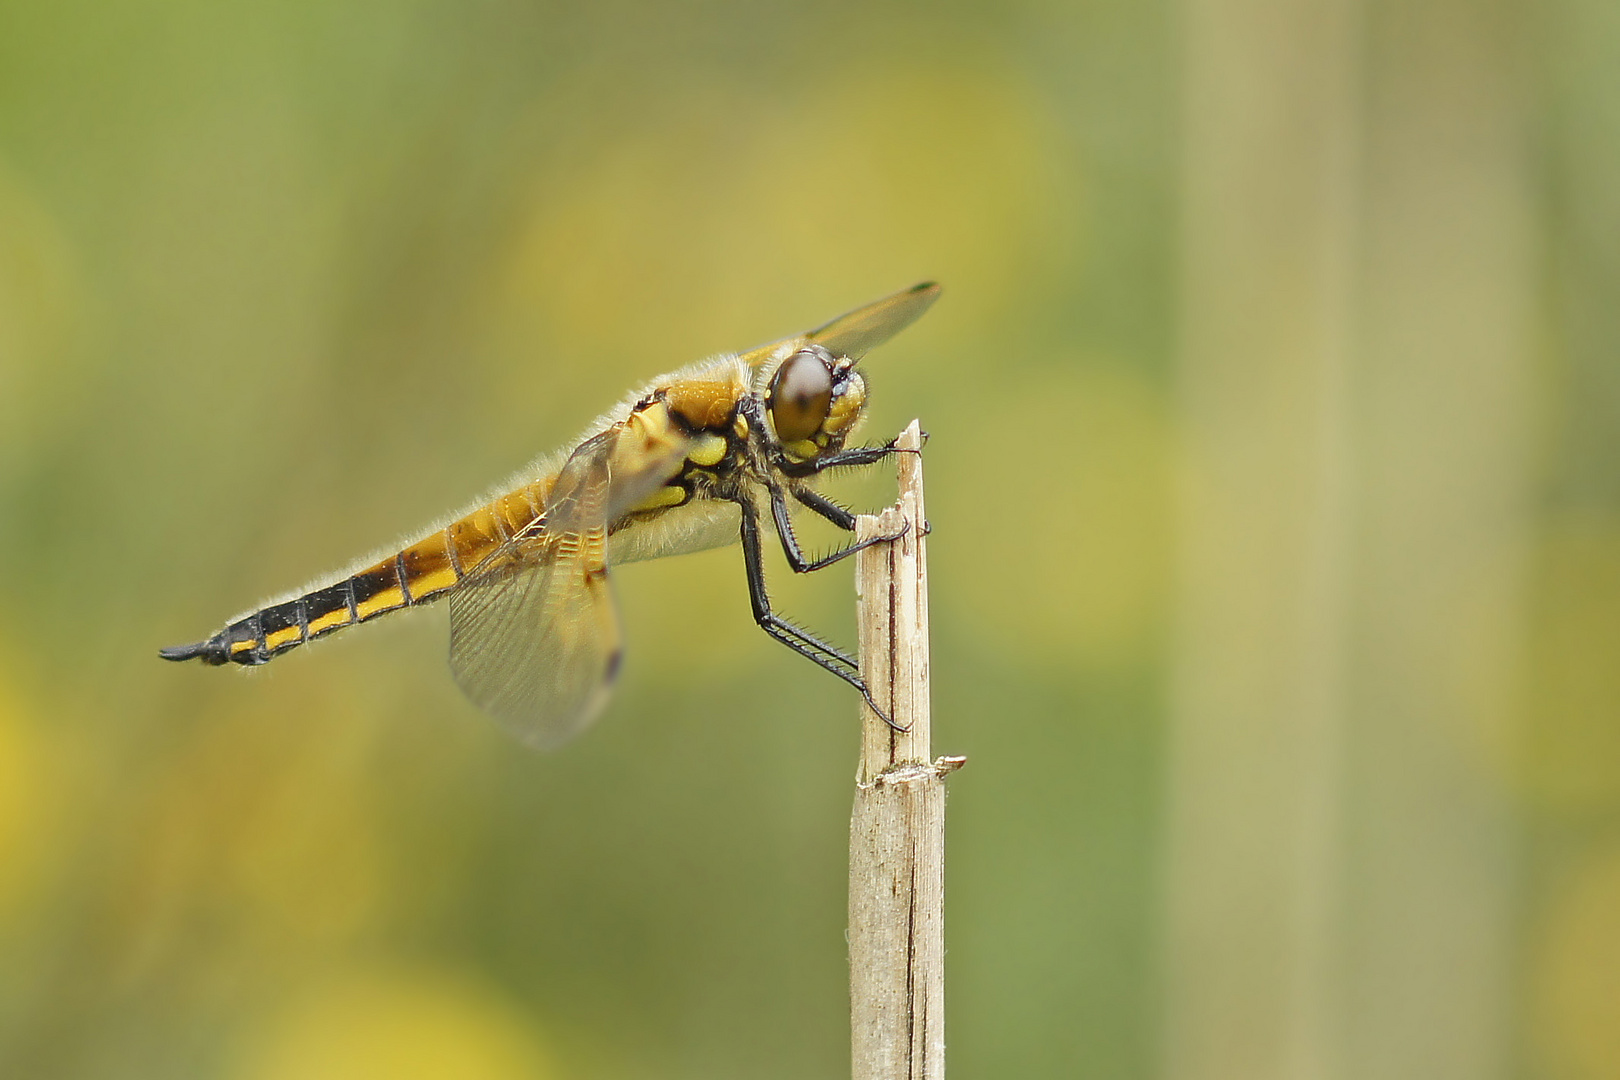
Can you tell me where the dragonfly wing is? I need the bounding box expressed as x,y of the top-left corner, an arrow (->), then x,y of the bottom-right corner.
736,282 -> 940,371
805,281 -> 940,360
448,419 -> 692,748
449,541 -> 619,749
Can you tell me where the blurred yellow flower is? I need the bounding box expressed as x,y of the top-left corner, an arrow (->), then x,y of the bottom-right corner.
232,966 -> 553,1080
0,661 -> 54,920
1532,844 -> 1620,1080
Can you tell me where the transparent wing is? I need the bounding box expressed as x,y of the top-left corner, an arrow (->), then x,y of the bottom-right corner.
737,282 -> 941,369
448,420 -> 692,749
806,280 -> 940,358
449,537 -> 618,749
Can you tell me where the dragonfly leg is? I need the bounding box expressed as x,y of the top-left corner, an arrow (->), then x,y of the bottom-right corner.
793,488 -> 857,531
738,498 -> 858,669
769,483 -> 906,573
786,430 -> 927,476
796,488 -> 929,543
736,497 -> 904,731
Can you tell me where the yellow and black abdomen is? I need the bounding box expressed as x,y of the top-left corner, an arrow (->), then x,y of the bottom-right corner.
160,483 -> 548,668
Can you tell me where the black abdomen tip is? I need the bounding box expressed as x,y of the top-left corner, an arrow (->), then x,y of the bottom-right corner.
159,639 -> 225,665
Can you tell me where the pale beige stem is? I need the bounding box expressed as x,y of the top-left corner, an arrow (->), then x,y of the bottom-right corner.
849,420 -> 964,1080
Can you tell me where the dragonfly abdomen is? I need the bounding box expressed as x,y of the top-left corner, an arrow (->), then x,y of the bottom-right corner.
160,481 -> 552,668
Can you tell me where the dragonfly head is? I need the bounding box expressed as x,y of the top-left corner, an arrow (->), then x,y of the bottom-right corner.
765,344 -> 867,461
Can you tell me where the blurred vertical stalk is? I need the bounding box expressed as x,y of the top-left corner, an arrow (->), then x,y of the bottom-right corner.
849,421 -> 961,1080
1167,6 -> 1362,1079
1169,0 -> 1532,1078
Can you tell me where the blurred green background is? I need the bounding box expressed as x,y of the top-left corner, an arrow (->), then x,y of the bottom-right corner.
1,0 -> 1616,1077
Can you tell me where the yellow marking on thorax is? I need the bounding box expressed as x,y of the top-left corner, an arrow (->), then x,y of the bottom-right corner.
630,485 -> 687,513
687,433 -> 727,467
783,438 -> 819,460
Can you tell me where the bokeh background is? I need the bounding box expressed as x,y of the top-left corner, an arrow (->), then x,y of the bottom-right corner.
1,0 -> 1615,1077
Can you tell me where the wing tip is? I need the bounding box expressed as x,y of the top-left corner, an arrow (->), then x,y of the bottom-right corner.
905,280 -> 943,315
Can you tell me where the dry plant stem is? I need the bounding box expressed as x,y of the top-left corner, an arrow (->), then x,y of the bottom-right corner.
850,420 -> 963,1080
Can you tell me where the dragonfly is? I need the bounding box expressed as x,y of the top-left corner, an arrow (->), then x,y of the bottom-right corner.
161,282 -> 940,748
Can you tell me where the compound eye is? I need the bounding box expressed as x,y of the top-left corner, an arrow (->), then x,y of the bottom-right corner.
768,347 -> 834,443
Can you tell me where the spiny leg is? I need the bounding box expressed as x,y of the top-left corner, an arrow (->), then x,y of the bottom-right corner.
768,482 -> 907,573
777,430 -> 927,478
795,486 -> 930,541
737,499 -> 859,670
793,488 -> 857,531
735,497 -> 903,731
